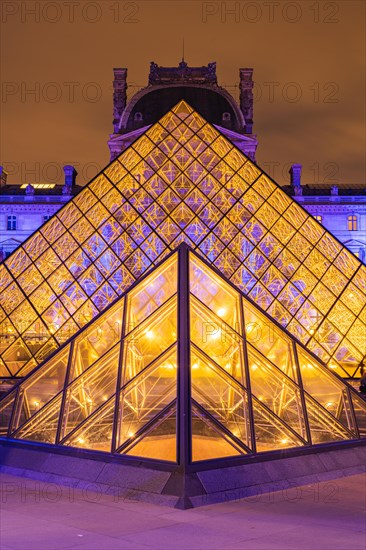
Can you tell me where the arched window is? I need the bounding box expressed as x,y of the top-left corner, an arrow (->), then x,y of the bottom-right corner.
347,215 -> 357,231
222,112 -> 231,122
134,112 -> 143,122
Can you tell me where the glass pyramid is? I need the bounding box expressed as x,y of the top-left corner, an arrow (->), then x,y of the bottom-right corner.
0,101 -> 365,382
1,247 -> 365,463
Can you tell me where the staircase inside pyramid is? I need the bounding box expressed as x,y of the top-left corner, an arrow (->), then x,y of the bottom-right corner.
0,100 -> 365,384
0,247 -> 365,462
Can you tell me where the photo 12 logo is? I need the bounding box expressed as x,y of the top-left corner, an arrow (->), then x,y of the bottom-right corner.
201,2 -> 340,24
1,1 -> 140,24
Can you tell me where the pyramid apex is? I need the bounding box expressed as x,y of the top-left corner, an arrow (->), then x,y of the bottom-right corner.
171,100 -> 194,119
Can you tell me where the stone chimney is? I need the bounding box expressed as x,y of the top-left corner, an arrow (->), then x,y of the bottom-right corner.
0,166 -> 8,187
62,165 -> 77,196
113,68 -> 128,133
289,164 -> 303,199
239,68 -> 254,134
289,164 -> 302,186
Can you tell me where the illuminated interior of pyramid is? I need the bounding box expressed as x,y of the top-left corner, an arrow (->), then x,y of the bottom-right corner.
0,100 -> 365,392
1,247 -> 365,461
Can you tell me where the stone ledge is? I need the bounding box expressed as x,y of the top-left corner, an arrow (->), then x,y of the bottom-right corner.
0,443 -> 364,508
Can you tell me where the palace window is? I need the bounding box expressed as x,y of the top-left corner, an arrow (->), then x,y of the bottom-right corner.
7,215 -> 17,231
347,215 -> 358,231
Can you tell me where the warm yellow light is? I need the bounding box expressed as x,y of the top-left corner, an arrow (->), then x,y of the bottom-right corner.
280,438 -> 288,445
192,363 -> 199,370
309,329 -> 315,335
34,401 -> 40,407
251,364 -> 258,371
50,323 -> 60,334
77,437 -> 85,444
326,402 -> 334,408
217,308 -> 226,317
128,431 -> 135,438
86,397 -> 92,403
209,329 -> 221,340
145,330 -> 154,339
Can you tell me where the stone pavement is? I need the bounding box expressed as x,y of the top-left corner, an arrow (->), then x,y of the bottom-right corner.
0,471 -> 365,549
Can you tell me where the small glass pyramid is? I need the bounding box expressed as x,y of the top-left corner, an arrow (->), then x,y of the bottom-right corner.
1,246 -> 364,463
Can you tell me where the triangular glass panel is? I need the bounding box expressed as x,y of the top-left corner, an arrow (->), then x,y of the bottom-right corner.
350,393 -> 366,437
68,299 -> 123,382
244,301 -> 299,383
122,296 -> 177,385
122,404 -> 177,462
247,343 -> 307,440
304,394 -> 353,444
191,346 -> 251,449
10,345 -> 70,432
297,347 -> 356,434
14,393 -> 62,444
125,253 -> 177,330
117,347 -> 177,449
190,295 -> 244,386
60,344 -> 120,440
0,393 -> 16,436
0,358 -> 11,377
252,397 -> 305,452
189,253 -> 241,332
191,403 -> 246,461
62,397 -> 115,452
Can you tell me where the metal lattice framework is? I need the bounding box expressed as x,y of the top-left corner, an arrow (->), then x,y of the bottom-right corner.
1,246 -> 365,461
0,101 -> 365,381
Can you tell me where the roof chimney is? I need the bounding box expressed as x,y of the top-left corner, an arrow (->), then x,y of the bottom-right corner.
289,164 -> 302,186
0,166 -> 8,187
239,68 -> 254,134
62,165 -> 77,198
63,165 -> 77,188
113,68 -> 128,133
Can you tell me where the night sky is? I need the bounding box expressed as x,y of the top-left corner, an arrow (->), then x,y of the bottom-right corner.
1,0 -> 365,186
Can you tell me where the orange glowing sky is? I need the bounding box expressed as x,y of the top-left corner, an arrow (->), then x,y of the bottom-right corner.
0,0 -> 365,186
